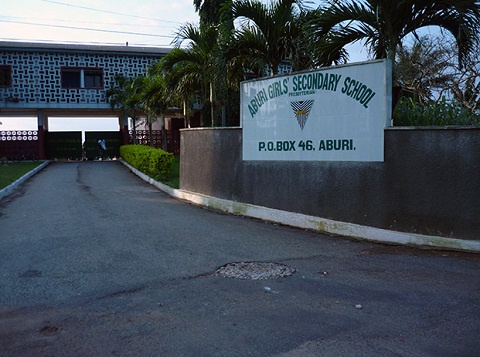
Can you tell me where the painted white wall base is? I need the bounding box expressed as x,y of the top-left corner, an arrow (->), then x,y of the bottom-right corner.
122,159 -> 480,253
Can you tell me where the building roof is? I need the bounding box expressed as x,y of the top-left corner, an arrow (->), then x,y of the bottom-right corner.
0,41 -> 170,57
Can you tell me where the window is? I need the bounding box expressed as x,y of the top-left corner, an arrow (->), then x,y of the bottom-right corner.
84,70 -> 102,88
61,67 -> 103,89
0,66 -> 12,87
62,69 -> 81,88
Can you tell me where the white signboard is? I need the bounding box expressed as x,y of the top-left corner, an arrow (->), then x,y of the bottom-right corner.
241,59 -> 391,161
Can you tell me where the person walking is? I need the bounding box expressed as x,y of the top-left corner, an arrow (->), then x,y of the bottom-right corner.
98,139 -> 107,160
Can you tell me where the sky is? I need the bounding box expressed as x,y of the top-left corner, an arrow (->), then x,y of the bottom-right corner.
0,0 -> 368,131
0,0 -> 199,47
0,0 -> 369,53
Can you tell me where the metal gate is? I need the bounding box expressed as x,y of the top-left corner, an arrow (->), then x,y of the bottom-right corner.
84,131 -> 121,160
46,131 -> 82,160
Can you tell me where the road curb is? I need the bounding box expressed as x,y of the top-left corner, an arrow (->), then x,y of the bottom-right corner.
122,159 -> 479,253
0,161 -> 50,201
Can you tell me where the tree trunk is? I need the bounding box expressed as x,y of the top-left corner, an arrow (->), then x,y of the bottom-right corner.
132,115 -> 137,145
221,105 -> 226,127
161,112 -> 167,152
387,49 -> 401,115
392,86 -> 403,116
148,119 -> 154,147
183,101 -> 190,129
210,82 -> 215,127
387,49 -> 395,64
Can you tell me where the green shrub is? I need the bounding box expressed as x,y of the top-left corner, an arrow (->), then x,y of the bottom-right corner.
120,145 -> 174,180
393,97 -> 480,126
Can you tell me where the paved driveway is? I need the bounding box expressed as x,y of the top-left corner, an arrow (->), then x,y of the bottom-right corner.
0,161 -> 479,356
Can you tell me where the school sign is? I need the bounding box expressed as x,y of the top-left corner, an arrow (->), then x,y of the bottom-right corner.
241,59 -> 392,161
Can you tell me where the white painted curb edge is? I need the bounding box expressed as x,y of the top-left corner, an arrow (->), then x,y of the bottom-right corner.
0,161 -> 51,201
121,159 -> 480,252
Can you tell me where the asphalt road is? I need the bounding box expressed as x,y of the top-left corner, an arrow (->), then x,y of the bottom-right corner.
0,161 -> 479,356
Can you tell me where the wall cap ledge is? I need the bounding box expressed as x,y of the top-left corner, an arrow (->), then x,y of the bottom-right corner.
180,127 -> 241,132
386,125 -> 480,130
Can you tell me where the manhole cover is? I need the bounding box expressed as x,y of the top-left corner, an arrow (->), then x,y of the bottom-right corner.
214,262 -> 295,280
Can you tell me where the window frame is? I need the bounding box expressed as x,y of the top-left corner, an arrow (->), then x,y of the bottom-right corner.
61,67 -> 104,90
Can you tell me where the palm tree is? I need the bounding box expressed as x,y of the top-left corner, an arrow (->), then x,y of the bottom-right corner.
194,0 -> 233,30
228,0 -> 311,76
310,0 -> 480,67
106,74 -> 142,144
160,23 -> 224,127
132,73 -> 171,149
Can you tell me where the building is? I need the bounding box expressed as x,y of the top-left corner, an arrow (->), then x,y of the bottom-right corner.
0,41 -> 181,159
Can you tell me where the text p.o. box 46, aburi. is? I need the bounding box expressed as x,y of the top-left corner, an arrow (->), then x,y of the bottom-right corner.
241,59 -> 392,162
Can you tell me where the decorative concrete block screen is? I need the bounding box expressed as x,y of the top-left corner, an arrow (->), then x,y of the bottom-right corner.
0,43 -> 166,107
0,130 -> 39,160
128,130 -> 180,155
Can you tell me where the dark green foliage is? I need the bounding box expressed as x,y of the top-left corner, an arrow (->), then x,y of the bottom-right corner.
194,0 -> 233,30
229,0 -> 309,75
310,0 -> 480,66
394,37 -> 454,104
393,97 -> 480,126
160,23 -> 221,127
161,155 -> 180,189
120,145 -> 174,180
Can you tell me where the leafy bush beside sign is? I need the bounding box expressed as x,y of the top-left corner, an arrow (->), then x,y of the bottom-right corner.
120,145 -> 174,180
393,97 -> 480,126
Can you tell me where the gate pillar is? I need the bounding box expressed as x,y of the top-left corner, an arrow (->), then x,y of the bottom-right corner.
119,114 -> 129,145
37,110 -> 47,160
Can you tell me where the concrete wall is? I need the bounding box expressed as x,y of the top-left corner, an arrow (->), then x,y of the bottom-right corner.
180,127 -> 480,241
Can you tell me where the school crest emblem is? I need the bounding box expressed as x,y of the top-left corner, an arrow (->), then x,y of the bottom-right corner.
290,100 -> 314,130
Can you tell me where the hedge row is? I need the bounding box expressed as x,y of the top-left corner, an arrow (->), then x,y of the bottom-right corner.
120,144 -> 174,180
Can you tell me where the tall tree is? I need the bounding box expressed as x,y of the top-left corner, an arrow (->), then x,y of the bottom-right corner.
396,35 -> 480,112
133,72 -> 171,149
106,74 -> 142,144
228,0 -> 310,76
443,40 -> 480,112
395,36 -> 454,104
194,0 -> 233,29
160,23 -> 225,126
310,0 -> 480,66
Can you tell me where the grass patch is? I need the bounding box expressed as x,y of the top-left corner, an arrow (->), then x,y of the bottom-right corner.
0,162 -> 44,190
160,155 -> 179,189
